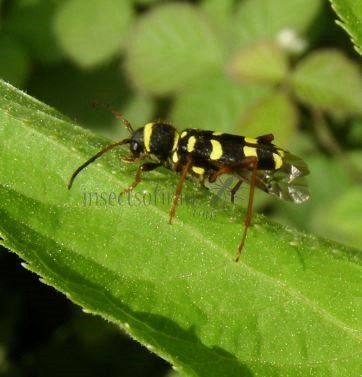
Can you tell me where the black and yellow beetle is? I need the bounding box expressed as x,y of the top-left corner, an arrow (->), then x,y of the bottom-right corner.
68,110 -> 310,261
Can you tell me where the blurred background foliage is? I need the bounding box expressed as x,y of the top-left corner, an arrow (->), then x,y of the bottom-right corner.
0,0 -> 361,376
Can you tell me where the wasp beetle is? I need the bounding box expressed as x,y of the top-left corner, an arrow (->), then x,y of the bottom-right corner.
68,110 -> 310,261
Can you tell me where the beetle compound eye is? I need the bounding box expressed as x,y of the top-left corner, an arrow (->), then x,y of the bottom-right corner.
131,141 -> 141,155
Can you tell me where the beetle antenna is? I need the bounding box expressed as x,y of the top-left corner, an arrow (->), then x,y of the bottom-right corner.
92,101 -> 134,135
68,139 -> 131,190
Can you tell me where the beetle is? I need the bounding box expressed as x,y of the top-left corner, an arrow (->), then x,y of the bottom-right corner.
68,111 -> 310,261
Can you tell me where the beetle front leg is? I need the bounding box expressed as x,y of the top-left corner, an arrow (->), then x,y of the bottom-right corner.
123,162 -> 162,193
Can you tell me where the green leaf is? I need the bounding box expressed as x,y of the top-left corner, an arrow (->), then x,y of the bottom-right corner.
0,35 -> 30,87
240,91 -> 298,146
348,119 -> 362,146
292,50 -> 362,114
171,74 -> 270,134
125,3 -> 224,95
0,0 -> 3,27
229,42 -> 289,84
1,80 -> 362,376
233,0 -> 323,49
132,0 -> 162,5
313,185 -> 362,249
330,0 -> 362,55
201,0 -> 235,41
4,0 -> 63,64
54,0 -> 133,68
27,61 -> 154,134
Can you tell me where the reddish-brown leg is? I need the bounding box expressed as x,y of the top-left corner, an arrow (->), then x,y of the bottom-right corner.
169,155 -> 193,224
256,133 -> 274,144
207,158 -> 259,261
121,155 -> 143,163
235,156 -> 258,262
208,166 -> 233,183
124,162 -> 161,193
